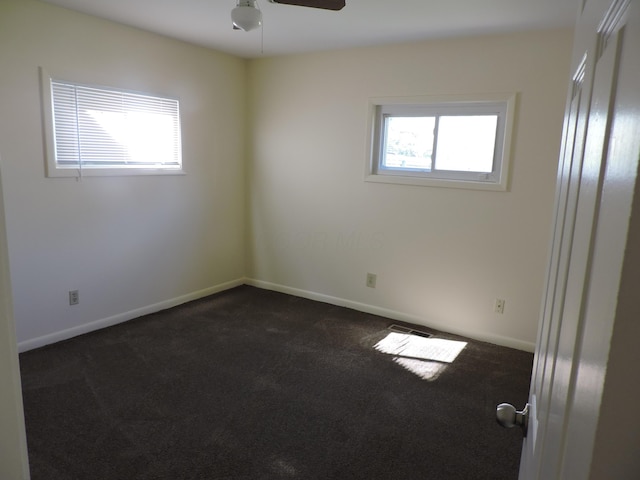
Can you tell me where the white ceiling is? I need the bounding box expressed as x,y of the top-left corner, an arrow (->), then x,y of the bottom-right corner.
39,0 -> 580,58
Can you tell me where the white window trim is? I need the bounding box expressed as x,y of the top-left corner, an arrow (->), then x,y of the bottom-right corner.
40,67 -> 184,178
365,93 -> 516,191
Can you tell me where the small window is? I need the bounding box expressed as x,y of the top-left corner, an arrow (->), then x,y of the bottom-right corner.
40,68 -> 183,177
366,94 -> 515,191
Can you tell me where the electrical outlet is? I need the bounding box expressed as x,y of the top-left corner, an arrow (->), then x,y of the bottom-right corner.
69,290 -> 79,306
494,298 -> 505,314
366,273 -> 377,288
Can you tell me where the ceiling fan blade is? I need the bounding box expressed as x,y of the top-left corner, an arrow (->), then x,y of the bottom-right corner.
268,0 -> 345,11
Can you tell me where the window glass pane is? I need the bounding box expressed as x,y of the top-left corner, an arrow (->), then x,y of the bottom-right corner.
435,115 -> 497,172
382,116 -> 435,170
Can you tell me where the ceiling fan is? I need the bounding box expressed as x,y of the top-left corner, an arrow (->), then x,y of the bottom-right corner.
268,0 -> 345,10
232,0 -> 346,32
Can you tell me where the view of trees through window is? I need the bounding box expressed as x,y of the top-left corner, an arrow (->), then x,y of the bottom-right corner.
383,116 -> 434,170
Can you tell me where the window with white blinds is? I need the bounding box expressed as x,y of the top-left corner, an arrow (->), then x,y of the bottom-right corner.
41,70 -> 182,177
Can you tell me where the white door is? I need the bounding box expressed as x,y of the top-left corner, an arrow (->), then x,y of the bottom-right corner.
501,0 -> 640,478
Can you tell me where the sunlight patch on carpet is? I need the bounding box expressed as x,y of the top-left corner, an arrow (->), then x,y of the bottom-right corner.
374,332 -> 467,381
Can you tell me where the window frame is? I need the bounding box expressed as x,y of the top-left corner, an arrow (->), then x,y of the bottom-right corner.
40,68 -> 184,178
365,93 -> 516,191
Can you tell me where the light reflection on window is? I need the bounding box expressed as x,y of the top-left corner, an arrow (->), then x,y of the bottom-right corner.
374,332 -> 467,381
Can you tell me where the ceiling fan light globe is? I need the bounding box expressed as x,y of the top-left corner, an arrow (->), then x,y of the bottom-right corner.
231,6 -> 262,31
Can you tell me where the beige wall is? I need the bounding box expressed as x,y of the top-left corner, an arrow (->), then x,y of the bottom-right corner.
0,0 -> 247,348
0,0 -> 572,353
247,30 -> 573,350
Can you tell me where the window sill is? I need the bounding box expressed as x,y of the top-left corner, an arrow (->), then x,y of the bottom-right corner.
46,167 -> 185,178
364,173 -> 508,191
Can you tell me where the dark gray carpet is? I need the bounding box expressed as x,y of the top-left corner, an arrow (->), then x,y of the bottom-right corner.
20,285 -> 532,479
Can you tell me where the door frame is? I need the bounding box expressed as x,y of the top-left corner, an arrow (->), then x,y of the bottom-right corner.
0,155 -> 30,479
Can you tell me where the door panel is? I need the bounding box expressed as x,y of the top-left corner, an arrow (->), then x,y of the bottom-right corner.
518,1 -> 630,478
542,25 -> 623,479
520,57 -> 591,480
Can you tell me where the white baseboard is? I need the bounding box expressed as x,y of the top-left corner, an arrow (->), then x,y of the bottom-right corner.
18,278 -> 245,352
18,277 -> 535,353
245,278 -> 535,352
